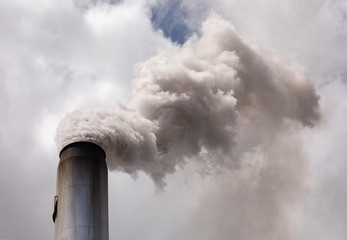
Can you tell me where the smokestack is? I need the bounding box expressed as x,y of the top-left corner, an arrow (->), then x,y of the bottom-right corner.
53,141 -> 109,240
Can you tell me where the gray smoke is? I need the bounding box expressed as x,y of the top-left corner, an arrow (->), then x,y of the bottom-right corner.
187,128 -> 311,240
56,15 -> 320,239
56,13 -> 319,188
56,15 -> 319,183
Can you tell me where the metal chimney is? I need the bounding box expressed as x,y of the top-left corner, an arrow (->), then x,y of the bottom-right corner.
53,141 -> 109,240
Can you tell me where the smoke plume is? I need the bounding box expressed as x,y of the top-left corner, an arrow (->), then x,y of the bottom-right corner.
56,15 -> 320,239
56,15 -> 319,183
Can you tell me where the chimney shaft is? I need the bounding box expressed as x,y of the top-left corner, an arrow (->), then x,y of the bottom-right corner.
54,142 -> 109,240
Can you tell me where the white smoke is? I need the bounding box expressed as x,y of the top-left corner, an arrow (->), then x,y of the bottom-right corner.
56,15 -> 320,188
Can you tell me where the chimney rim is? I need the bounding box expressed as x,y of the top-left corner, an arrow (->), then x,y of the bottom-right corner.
59,141 -> 106,159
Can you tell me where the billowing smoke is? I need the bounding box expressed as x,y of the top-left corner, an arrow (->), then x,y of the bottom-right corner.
56,15 -> 320,239
56,15 -> 319,183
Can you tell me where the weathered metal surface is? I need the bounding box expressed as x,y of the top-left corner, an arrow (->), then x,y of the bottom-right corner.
54,142 -> 109,240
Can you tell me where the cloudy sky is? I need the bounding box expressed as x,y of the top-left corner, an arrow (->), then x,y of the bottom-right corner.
1,0 -> 347,239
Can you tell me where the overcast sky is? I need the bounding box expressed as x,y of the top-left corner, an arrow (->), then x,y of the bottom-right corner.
1,0 -> 347,239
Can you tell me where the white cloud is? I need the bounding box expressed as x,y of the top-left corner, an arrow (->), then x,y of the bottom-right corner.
0,0 -> 170,239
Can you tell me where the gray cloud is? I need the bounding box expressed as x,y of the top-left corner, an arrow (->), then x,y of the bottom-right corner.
56,16 -> 319,186
56,16 -> 321,240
